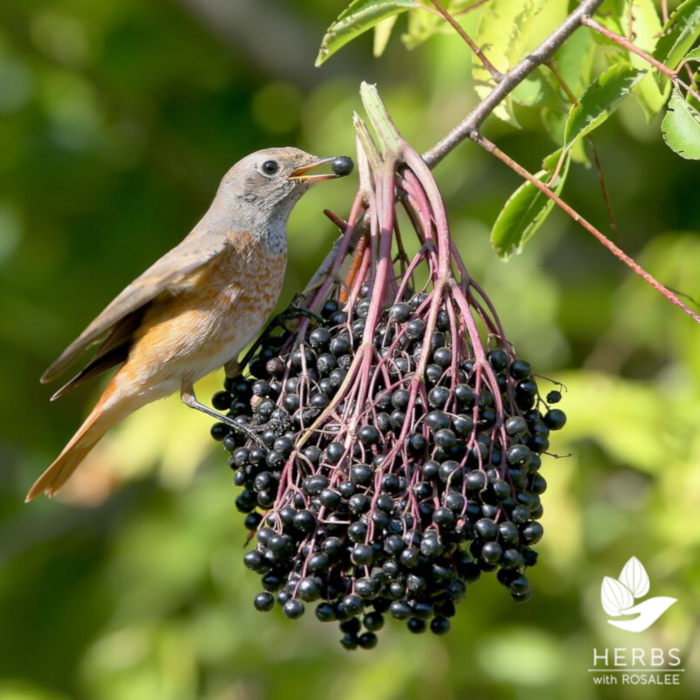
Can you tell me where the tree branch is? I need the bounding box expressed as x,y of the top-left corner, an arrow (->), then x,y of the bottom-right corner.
422,0 -> 604,168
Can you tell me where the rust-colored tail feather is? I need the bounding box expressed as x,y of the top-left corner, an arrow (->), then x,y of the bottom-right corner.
26,380 -> 128,502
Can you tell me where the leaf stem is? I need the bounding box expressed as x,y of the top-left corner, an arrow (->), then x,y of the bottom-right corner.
581,16 -> 700,105
472,132 -> 700,325
427,0 -> 505,82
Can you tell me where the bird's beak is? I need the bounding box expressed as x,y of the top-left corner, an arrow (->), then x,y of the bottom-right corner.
289,156 -> 352,183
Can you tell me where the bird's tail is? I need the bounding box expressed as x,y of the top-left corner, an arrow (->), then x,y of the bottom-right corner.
26,378 -> 133,502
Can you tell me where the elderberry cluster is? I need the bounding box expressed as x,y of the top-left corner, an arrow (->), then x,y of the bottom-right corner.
210,291 -> 566,649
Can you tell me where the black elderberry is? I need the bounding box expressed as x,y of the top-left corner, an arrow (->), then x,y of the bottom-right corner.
434,428 -> 457,449
544,408 -> 567,430
282,599 -> 305,619
407,432 -> 427,454
349,493 -> 371,514
338,482 -> 356,498
212,391 -> 232,411
546,390 -> 562,404
487,348 -> 508,370
254,591 -> 275,611
308,553 -> 329,572
480,541 -> 503,565
341,594 -> 364,617
506,444 -> 532,466
444,490 -> 465,512
425,364 -> 443,384
358,425 -> 380,445
430,617 -> 451,635
521,521 -> 544,544
438,460 -> 461,484
425,410 -> 450,432
389,302 -> 411,322
428,386 -> 450,409
474,518 -> 498,541
315,602 -> 335,622
500,549 -> 524,569
391,389 -> 410,410
432,507 -> 456,528
509,359 -> 532,379
322,537 -> 344,559
389,601 -> 411,620
363,612 -> 384,631
211,423 -> 229,441
321,299 -> 340,318
432,347 -> 452,368
405,319 -> 426,339
498,521 -> 520,546
407,617 -> 427,633
329,335 -> 351,357
452,414 -> 473,437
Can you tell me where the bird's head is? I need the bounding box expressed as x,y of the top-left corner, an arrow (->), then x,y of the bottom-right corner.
215,147 -> 353,221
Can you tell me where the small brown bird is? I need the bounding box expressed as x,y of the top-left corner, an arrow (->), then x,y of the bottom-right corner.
27,147 -> 353,502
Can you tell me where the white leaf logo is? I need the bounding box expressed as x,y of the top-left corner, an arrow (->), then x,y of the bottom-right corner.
619,556 -> 650,598
601,555 -> 677,632
601,576 -> 634,617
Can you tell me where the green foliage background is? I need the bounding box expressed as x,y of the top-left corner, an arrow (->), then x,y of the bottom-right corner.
0,1 -> 699,698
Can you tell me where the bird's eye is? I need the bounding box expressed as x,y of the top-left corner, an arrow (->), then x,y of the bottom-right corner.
261,160 -> 279,175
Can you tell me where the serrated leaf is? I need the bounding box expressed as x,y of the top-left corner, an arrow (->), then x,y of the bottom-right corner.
654,0 -> 700,70
549,23 -> 596,100
316,0 -> 419,66
601,575 -> 635,616
661,89 -> 700,159
490,151 -> 570,258
373,15 -> 398,56
619,556 -> 650,599
564,65 -> 645,149
472,0 -> 538,125
622,0 -> 668,117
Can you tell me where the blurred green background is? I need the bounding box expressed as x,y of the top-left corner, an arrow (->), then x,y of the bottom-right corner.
1,1 -> 699,698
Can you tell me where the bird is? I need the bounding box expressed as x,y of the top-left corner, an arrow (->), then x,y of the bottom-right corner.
26,147 -> 353,502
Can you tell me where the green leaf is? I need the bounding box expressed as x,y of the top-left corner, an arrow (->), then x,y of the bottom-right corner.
401,4 -> 446,50
472,0 -> 540,125
661,89 -> 700,159
621,0 -> 668,117
490,150 -> 571,259
654,0 -> 700,70
564,65 -> 645,149
315,0 -> 419,66
373,15 -> 398,56
548,22 -> 596,100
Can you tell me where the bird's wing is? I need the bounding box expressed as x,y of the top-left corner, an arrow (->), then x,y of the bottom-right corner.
48,306 -> 150,400
41,228 -> 235,383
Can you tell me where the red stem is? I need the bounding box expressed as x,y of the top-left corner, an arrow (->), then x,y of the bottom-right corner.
473,133 -> 700,325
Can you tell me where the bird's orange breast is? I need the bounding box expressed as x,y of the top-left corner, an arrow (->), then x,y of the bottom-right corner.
122,234 -> 287,389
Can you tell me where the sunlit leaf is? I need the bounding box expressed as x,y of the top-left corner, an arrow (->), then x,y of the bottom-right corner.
661,89 -> 700,159
472,0 -> 540,124
316,0 -> 419,66
654,0 -> 700,70
490,150 -> 570,259
621,0 -> 668,117
619,556 -> 650,598
548,23 -> 596,100
564,65 -> 645,149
